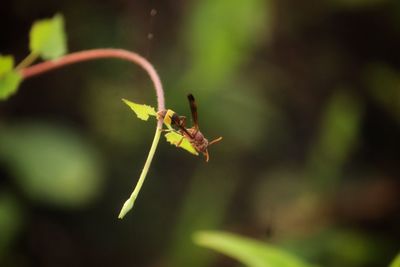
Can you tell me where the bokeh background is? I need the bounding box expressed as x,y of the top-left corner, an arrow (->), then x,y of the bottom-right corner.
1,0 -> 400,266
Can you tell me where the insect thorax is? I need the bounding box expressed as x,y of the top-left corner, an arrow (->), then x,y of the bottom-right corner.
188,128 -> 209,152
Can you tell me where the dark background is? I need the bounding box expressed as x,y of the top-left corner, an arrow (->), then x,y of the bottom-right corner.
0,0 -> 399,266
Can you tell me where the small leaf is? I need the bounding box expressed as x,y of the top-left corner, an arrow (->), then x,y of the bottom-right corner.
122,98 -> 157,121
194,231 -> 315,267
165,131 -> 199,155
0,55 -> 22,100
0,72 -> 22,100
0,55 -> 13,74
29,14 -> 67,60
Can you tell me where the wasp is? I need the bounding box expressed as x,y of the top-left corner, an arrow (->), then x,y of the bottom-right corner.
158,94 -> 222,161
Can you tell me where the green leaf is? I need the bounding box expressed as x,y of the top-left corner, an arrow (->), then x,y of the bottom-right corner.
0,55 -> 13,74
0,55 -> 22,100
193,231 -> 315,267
390,254 -> 400,267
29,14 -> 67,60
122,98 -> 157,121
165,131 -> 199,155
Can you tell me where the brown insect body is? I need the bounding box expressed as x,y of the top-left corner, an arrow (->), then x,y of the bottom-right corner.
160,94 -> 222,161
187,127 -> 209,154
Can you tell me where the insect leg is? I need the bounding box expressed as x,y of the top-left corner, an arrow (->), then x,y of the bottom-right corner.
209,136 -> 223,146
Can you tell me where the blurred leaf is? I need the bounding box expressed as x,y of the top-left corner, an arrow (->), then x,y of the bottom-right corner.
184,0 -> 271,89
390,254 -> 400,267
307,90 -> 363,188
29,14 -> 67,60
0,122 -> 104,207
194,231 -> 314,267
0,192 -> 23,260
165,131 -> 199,155
279,228 -> 388,267
0,55 -> 22,100
122,98 -> 157,121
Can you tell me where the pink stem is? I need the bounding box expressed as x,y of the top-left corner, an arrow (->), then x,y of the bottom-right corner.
21,48 -> 165,128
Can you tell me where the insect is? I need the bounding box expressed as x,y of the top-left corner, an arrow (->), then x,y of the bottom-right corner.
159,94 -> 222,162
173,94 -> 223,161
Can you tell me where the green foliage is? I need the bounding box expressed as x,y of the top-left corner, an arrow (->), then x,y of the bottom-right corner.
122,98 -> 157,120
0,123 -> 104,207
29,14 -> 67,60
165,131 -> 199,155
390,254 -> 400,267
0,55 -> 22,100
1,14 -> 68,100
194,231 -> 314,267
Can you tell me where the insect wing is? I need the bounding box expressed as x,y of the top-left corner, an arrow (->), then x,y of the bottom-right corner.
187,94 -> 199,129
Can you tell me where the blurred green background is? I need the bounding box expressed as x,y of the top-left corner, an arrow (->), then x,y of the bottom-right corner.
1,0 -> 399,266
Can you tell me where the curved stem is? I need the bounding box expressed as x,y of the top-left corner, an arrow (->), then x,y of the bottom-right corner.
20,49 -> 166,218
21,48 -> 165,127
118,128 -> 162,219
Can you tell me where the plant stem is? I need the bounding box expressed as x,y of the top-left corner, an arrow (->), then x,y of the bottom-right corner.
21,48 -> 165,127
15,52 -> 39,70
118,127 -> 162,219
20,48 -> 166,218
